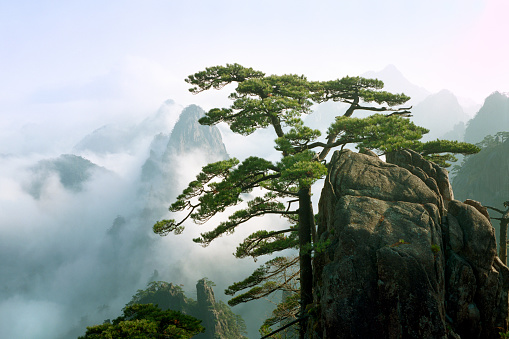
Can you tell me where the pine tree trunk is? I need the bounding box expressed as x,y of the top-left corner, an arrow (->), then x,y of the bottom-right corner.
500,209 -> 509,265
298,185 -> 314,339
500,222 -> 507,265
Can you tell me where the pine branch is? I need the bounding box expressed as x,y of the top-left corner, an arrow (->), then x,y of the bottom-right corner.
351,105 -> 412,113
235,228 -> 298,259
227,270 -> 300,306
486,205 -> 506,214
225,256 -> 299,296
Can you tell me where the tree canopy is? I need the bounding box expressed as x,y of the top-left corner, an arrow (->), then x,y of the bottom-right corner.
78,303 -> 205,339
154,63 -> 480,337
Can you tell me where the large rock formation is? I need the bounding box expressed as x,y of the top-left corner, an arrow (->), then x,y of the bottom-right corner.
164,104 -> 228,161
141,104 -> 228,182
129,279 -> 247,339
310,148 -> 509,339
139,104 -> 229,217
195,279 -> 220,338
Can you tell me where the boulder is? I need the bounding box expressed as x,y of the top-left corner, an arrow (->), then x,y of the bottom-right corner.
310,149 -> 509,339
386,148 -> 453,210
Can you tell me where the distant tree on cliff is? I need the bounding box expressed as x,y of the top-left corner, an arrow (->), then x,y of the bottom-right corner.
78,303 -> 205,339
153,63 -> 480,338
79,279 -> 247,339
127,280 -> 247,339
475,131 -> 509,149
486,201 -> 509,264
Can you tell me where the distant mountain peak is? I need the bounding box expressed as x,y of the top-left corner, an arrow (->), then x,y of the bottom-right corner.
426,89 -> 461,105
379,64 -> 404,76
436,89 -> 454,96
362,65 -> 430,104
165,105 -> 228,159
411,89 -> 469,141
487,91 -> 509,100
73,99 -> 182,154
464,91 -> 509,143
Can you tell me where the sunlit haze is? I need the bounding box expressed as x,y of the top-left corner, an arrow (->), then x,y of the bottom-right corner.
1,0 -> 508,154
1,1 -> 508,338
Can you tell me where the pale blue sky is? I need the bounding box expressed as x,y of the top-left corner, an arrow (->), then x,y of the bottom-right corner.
1,0 -> 507,152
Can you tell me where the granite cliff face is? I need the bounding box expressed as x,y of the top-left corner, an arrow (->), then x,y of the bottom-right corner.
309,149 -> 509,339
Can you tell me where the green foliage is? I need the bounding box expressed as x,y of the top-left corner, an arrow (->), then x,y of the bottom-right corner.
262,292 -> 300,331
81,280 -> 249,339
411,139 -> 481,167
312,76 -> 410,106
278,150 -> 328,186
258,292 -> 300,338
201,277 -> 216,287
193,192 -> 293,246
127,281 -> 185,307
431,244 -> 441,254
196,71 -> 313,136
260,323 -> 283,339
326,114 -> 428,153
78,304 -> 205,339
312,238 -> 332,254
234,228 -> 299,259
225,256 -> 299,307
214,301 -> 249,338
475,131 -> 509,149
155,63 -> 481,330
274,119 -> 322,154
186,63 -> 265,94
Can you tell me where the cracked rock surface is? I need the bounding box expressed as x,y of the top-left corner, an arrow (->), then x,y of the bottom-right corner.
309,149 -> 509,339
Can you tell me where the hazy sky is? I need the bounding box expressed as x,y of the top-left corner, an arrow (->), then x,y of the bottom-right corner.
1,0 -> 508,153
1,2 -> 508,337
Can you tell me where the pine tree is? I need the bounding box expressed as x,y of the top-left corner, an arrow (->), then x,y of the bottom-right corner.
154,64 -> 479,338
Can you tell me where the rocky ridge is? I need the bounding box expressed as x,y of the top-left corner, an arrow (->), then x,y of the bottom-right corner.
309,148 -> 509,339
129,279 -> 247,339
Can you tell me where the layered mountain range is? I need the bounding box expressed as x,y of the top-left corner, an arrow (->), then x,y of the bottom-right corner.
450,92 -> 509,210
2,65 -> 508,339
3,101 -> 241,339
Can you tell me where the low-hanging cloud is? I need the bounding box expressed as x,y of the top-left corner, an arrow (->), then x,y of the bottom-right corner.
0,99 -> 287,338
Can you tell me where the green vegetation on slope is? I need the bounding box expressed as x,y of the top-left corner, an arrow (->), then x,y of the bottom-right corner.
78,303 -> 205,339
78,279 -> 247,339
